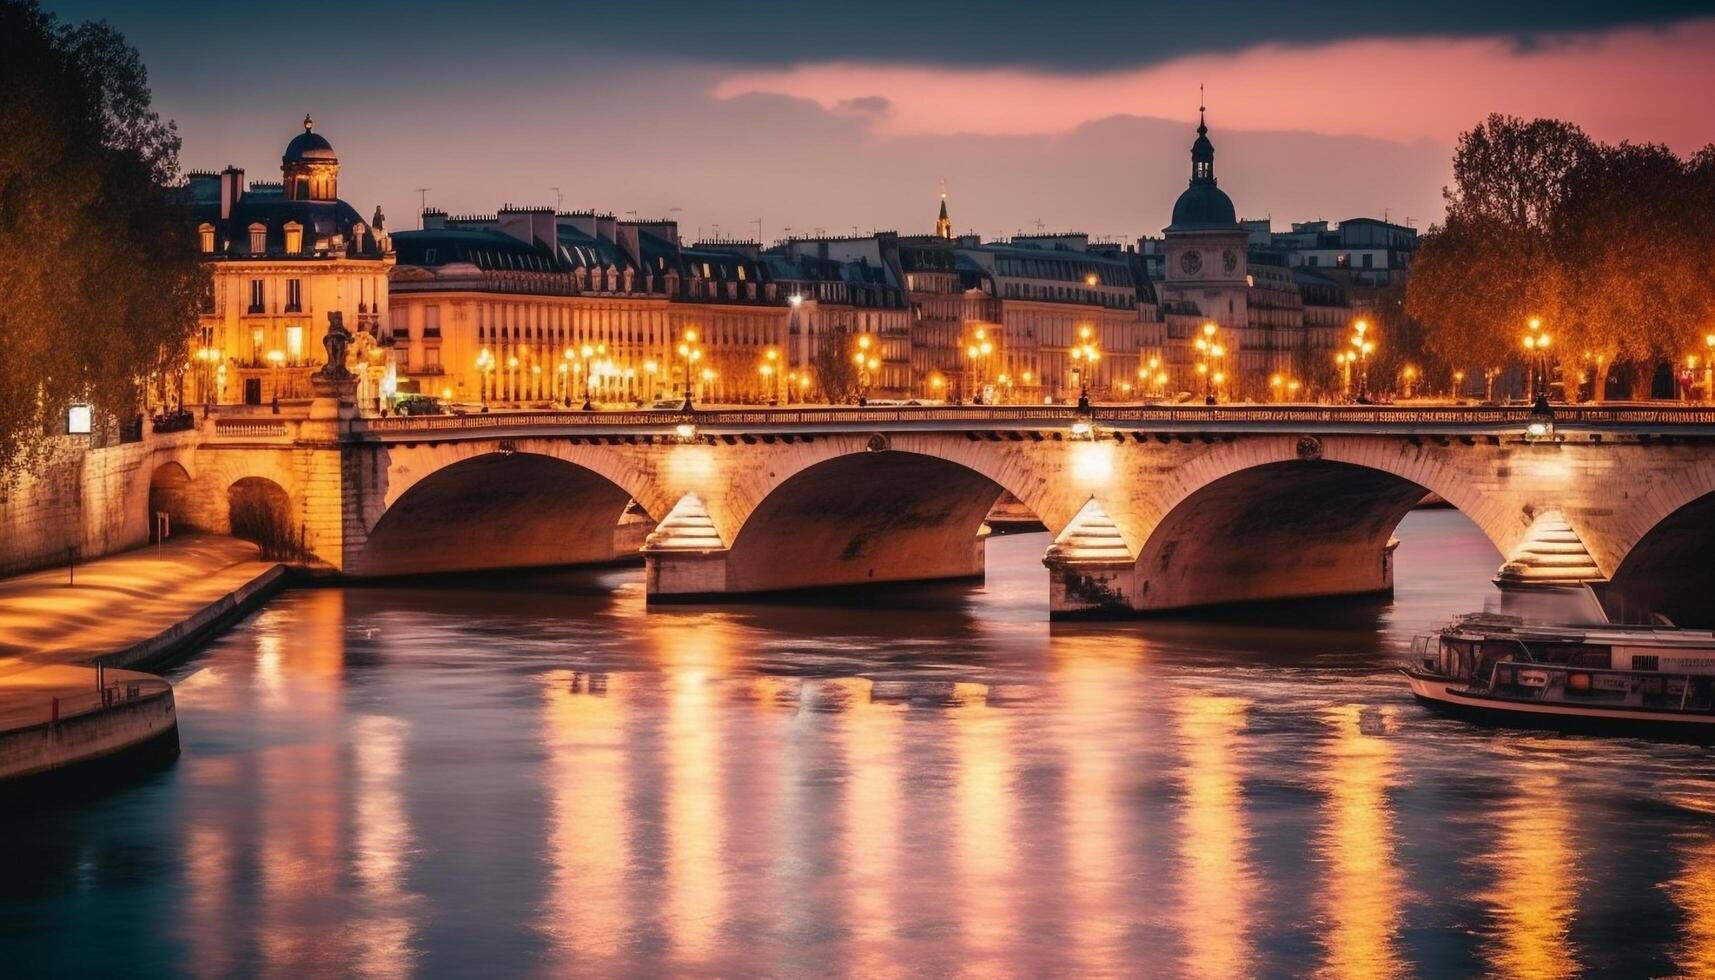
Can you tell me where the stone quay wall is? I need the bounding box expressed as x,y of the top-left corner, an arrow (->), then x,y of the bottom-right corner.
0,430 -> 194,577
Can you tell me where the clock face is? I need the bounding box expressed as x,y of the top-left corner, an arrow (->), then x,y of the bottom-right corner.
1180,250 -> 1203,275
1223,249 -> 1239,273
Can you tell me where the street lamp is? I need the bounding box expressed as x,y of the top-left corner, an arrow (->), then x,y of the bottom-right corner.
1452,369 -> 1466,401
761,347 -> 781,404
1193,321 -> 1221,404
1521,316 -> 1552,405
1069,325 -> 1100,411
677,328 -> 702,411
1349,319 -> 1374,401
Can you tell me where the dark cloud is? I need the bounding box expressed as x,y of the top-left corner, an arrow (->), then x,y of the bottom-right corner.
46,0 -> 1715,73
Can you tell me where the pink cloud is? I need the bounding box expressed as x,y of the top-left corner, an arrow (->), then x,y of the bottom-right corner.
712,20 -> 1715,150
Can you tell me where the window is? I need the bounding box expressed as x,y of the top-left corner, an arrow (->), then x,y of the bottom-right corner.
199,223 -> 215,254
285,278 -> 301,312
424,248 -> 436,265
284,221 -> 303,255
424,346 -> 441,370
285,325 -> 304,360
248,222 -> 266,254
248,279 -> 265,313
1362,253 -> 1374,269
424,305 -> 441,338
251,328 -> 264,359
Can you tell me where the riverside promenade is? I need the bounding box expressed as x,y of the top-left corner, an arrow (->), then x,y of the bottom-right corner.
0,536 -> 283,779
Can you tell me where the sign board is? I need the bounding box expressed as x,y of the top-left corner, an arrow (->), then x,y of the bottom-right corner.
67,403 -> 92,435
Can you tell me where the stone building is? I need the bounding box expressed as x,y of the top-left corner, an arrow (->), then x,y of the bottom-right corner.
188,115 -> 394,408
390,210 -> 920,405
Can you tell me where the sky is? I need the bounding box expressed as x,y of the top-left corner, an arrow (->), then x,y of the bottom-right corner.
45,1 -> 1715,244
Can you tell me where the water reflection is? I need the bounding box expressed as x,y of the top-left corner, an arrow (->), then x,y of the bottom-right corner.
538,670 -> 628,969
5,516 -> 1715,977
1666,834 -> 1715,977
951,682 -> 1016,970
1476,771 -> 1582,979
838,679 -> 906,979
1174,694 -> 1255,980
1314,704 -> 1406,980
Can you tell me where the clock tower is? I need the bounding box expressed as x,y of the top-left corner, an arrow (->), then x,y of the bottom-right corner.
1160,100 -> 1248,332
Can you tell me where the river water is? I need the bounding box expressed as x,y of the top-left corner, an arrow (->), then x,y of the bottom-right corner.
4,510 -> 1715,978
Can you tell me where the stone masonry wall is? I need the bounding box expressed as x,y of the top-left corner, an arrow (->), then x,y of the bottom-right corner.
0,436 -> 160,576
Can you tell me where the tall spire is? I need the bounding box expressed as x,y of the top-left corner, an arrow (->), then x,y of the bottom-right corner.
1190,87 -> 1215,185
935,177 -> 952,239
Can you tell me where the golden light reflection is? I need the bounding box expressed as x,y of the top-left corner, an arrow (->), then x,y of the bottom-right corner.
837,677 -> 906,979
1055,649 -> 1129,977
1665,834 -> 1715,977
1477,772 -> 1580,980
539,670 -> 629,969
257,590 -> 347,973
182,755 -> 238,979
351,714 -> 418,979
665,665 -> 726,962
952,682 -> 1016,965
1175,694 -> 1254,980
1315,704 -> 1406,980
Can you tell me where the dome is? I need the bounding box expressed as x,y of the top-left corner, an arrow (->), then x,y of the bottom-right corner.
283,114 -> 336,164
1167,183 -> 1238,231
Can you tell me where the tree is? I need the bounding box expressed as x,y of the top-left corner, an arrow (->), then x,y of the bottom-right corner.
811,331 -> 862,404
1409,114 -> 1715,403
1406,115 -> 1594,399
0,0 -> 204,480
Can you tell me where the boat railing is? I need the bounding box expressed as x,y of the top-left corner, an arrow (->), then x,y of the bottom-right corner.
1489,659 -> 1713,713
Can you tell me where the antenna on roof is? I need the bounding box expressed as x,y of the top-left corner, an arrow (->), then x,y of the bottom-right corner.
754,217 -> 763,242
414,187 -> 431,228
550,186 -> 563,211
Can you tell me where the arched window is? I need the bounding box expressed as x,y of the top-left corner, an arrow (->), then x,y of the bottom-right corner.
248,223 -> 267,254
199,223 -> 215,254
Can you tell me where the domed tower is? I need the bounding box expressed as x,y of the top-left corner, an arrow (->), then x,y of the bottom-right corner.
1161,96 -> 1247,313
282,114 -> 339,202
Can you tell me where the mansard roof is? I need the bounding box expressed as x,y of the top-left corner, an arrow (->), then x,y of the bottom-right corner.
191,188 -> 384,259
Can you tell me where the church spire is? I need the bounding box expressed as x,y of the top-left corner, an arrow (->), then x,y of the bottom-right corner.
935,177 -> 952,239
1190,87 -> 1215,185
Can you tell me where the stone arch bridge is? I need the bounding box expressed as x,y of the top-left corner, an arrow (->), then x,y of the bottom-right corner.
149,404 -> 1715,622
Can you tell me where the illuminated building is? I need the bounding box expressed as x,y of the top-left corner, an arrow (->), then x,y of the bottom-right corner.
188,115 -> 395,408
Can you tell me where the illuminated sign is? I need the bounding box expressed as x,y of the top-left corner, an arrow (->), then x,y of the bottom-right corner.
67,404 -> 92,435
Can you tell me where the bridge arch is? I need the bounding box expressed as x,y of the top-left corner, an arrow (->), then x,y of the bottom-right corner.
1123,436 -> 1513,612
1607,488 -> 1715,627
716,435 -> 1061,594
356,449 -> 646,577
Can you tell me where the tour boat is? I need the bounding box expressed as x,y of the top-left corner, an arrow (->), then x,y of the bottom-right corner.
1403,589 -> 1715,741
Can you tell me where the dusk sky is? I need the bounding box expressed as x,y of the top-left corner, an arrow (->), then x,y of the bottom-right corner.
48,0 -> 1715,244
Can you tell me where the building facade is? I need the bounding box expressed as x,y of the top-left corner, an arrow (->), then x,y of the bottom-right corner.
189,116 -> 395,409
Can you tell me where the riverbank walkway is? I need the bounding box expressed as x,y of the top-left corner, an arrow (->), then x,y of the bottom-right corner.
0,535 -> 280,729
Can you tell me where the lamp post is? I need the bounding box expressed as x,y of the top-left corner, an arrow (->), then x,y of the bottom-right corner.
1348,319 -> 1374,401
1521,317 -> 1551,403
1068,325 -> 1100,411
677,329 -> 701,411
762,347 -> 781,404
1193,321 -> 1222,404
643,359 -> 659,403
1452,369 -> 1466,402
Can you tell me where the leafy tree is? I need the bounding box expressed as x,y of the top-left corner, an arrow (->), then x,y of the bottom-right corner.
1406,115 -> 1594,398
1409,113 -> 1715,402
0,0 -> 204,479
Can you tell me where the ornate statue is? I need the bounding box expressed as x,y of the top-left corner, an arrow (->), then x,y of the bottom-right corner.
318,311 -> 353,380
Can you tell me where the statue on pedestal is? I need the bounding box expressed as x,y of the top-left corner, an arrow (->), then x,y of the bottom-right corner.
317,312 -> 353,380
